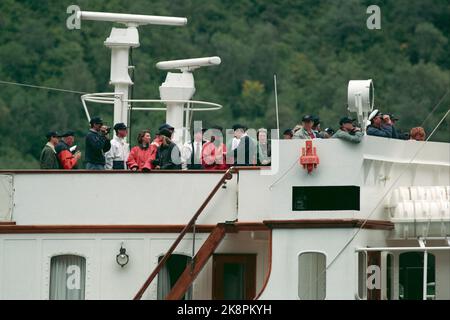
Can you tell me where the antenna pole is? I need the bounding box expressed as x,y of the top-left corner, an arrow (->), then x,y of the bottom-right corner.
128,47 -> 135,145
274,74 -> 280,139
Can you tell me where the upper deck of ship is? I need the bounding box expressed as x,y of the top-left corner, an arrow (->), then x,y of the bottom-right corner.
0,136 -> 448,229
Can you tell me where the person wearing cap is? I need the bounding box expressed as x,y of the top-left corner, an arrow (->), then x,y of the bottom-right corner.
202,126 -> 229,170
55,131 -> 81,170
150,123 -> 175,151
283,129 -> 293,140
366,110 -> 393,138
386,113 -> 407,140
127,130 -> 157,172
312,115 -> 327,139
181,128 -> 205,170
324,127 -> 335,138
293,115 -> 317,139
40,131 -> 61,169
332,117 -> 364,144
158,123 -> 175,133
228,124 -> 257,166
152,128 -> 182,170
85,116 -> 111,170
105,123 -> 130,170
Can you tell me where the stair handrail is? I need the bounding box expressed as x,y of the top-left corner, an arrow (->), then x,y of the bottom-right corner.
133,167 -> 235,300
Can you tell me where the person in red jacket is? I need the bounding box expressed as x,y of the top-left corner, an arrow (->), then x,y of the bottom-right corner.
55,131 -> 81,170
127,130 -> 157,172
202,126 -> 229,171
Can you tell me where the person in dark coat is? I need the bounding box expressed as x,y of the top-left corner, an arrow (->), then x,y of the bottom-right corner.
387,113 -> 408,140
85,116 -> 111,170
229,124 -> 257,166
152,129 -> 181,170
366,110 -> 393,138
40,131 -> 61,169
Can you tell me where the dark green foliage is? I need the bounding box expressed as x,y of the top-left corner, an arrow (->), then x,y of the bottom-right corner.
0,0 -> 449,168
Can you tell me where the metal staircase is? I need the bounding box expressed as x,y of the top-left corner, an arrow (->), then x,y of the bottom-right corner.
133,168 -> 234,300
165,223 -> 235,300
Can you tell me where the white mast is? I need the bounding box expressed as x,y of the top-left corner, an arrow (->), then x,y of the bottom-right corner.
156,57 -> 221,146
77,10 -> 187,129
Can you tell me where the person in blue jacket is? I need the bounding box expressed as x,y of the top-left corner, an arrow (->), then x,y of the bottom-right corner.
85,116 -> 111,170
366,109 -> 393,138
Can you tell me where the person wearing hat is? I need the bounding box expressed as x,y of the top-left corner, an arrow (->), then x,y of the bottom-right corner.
324,127 -> 335,138
293,115 -> 317,139
158,123 -> 175,133
152,128 -> 182,170
386,113 -> 407,140
332,117 -> 364,144
311,115 -> 327,139
105,123 -> 130,170
366,109 -> 393,138
150,123 -> 175,151
283,129 -> 293,140
55,131 -> 81,170
40,131 -> 61,169
85,116 -> 111,170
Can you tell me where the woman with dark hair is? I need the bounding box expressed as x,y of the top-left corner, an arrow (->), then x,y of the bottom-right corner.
127,130 -> 157,172
202,126 -> 229,170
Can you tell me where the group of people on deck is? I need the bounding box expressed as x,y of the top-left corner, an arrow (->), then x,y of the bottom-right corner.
40,117 -> 270,171
282,109 -> 426,144
40,109 -> 426,170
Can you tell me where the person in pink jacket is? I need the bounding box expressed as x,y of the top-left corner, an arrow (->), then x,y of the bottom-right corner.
127,130 -> 157,172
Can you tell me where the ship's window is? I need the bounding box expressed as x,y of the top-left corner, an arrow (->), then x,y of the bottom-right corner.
399,252 -> 435,300
49,255 -> 86,300
357,252 -> 367,299
157,254 -> 192,300
298,252 -> 326,300
292,186 -> 360,211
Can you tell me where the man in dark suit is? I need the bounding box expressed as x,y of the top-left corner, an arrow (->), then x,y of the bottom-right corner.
181,128 -> 205,170
229,124 -> 257,166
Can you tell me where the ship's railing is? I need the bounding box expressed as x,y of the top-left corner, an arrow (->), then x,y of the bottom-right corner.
80,92 -> 222,122
133,167 -> 234,300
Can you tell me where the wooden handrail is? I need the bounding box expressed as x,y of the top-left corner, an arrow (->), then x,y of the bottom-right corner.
165,223 -> 231,300
133,167 -> 235,300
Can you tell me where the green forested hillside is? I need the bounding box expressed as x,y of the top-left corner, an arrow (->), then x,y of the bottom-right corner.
0,0 -> 449,168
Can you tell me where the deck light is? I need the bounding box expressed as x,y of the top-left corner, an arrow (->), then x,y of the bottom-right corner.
116,243 -> 129,268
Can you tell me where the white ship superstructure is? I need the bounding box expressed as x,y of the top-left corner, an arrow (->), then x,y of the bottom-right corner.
0,9 -> 448,300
